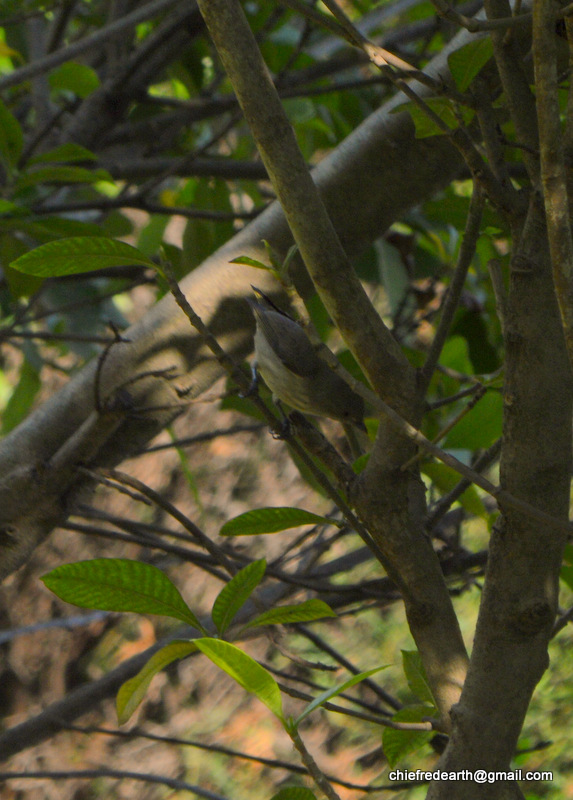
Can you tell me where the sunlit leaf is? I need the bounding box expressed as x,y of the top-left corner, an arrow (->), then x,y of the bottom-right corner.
117,640 -> 197,724
42,559 -> 205,630
194,638 -> 284,719
383,705 -> 436,767
270,788 -> 317,800
244,599 -> 336,629
212,559 -> 266,634
229,255 -> 271,270
293,666 -> 388,728
220,507 -> 334,537
1,359 -> 40,433
402,650 -> 436,706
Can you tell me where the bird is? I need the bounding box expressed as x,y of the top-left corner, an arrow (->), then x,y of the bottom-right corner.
248,287 -> 365,429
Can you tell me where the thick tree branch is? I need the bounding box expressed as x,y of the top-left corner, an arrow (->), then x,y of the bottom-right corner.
427,197 -> 573,800
533,0 -> 573,368
0,20 -> 479,580
196,0 -> 413,408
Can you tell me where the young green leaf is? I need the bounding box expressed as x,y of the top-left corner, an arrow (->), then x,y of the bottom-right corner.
0,200 -> 25,215
402,651 -> 436,707
270,788 -> 317,800
293,665 -> 388,728
42,559 -> 205,631
10,237 -> 157,277
117,640 -> 197,724
229,255 -> 271,270
212,559 -> 266,635
244,599 -> 336,630
382,705 -> 435,767
194,638 -> 284,720
1,359 -> 40,434
220,507 -> 335,537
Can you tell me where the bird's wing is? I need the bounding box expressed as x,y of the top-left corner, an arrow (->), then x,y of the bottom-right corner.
256,309 -> 320,377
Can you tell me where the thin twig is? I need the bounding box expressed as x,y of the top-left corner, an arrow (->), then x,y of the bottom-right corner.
0,770 -> 229,800
315,0 -> 519,214
0,0 -> 182,92
96,467 -> 238,575
425,439 -> 502,531
487,257 -> 508,334
427,383 -> 487,410
295,624 -> 402,710
161,263 -> 389,565
429,0 -> 531,32
29,197 -> 259,220
290,728 -> 344,800
419,185 -> 485,393
56,722 -> 383,792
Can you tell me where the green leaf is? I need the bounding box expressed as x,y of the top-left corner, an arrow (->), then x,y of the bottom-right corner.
448,38 -> 494,92
451,309 -> 501,374
0,216 -> 105,242
181,178 -> 235,270
1,358 -> 41,433
438,335 -> 472,374
137,214 -> 169,257
402,651 -> 436,706
194,638 -> 284,720
560,565 -> 573,591
293,665 -> 388,728
117,640 -> 197,724
48,61 -> 101,97
0,98 -> 23,169
229,255 -> 272,270
394,98 -> 475,138
244,599 -> 336,630
443,390 -> 503,450
421,462 -> 487,518
28,142 -> 98,165
382,705 -> 435,767
212,559 -> 267,635
10,237 -> 157,277
352,451 -> 370,474
220,507 -> 334,537
0,199 -> 26,215
42,559 -> 205,630
270,788 -> 317,800
15,165 -> 111,189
